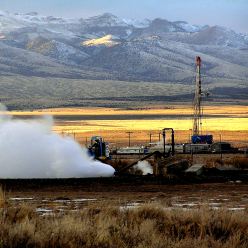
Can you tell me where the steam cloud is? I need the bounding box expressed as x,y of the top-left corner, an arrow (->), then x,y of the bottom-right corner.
134,161 -> 153,175
0,105 -> 115,178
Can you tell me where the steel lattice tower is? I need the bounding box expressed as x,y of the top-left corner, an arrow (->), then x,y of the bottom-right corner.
193,56 -> 203,135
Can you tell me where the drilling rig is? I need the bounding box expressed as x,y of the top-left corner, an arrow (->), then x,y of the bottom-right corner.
193,56 -> 202,136
191,56 -> 213,144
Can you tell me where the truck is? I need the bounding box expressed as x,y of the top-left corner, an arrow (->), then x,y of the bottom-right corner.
88,136 -> 110,160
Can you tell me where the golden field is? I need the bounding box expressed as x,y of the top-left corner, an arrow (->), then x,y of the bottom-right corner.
9,105 -> 248,117
8,105 -> 248,147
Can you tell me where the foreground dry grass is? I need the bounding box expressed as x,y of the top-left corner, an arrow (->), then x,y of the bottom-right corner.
1,184 -> 248,248
1,204 -> 248,248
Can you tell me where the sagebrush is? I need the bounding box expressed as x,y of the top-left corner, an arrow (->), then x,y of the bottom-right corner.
0,200 -> 247,248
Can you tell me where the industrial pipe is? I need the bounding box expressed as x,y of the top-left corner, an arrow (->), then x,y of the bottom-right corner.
162,128 -> 175,156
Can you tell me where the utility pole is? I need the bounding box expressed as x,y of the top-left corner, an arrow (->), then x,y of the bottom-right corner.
126,131 -> 133,147
149,132 -> 153,144
220,134 -> 223,161
193,56 -> 203,136
189,129 -> 192,143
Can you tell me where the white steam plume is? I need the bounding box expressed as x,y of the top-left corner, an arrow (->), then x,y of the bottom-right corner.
0,105 -> 114,178
134,161 -> 153,175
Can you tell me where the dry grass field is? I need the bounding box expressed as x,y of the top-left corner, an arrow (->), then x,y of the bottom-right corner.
1,184 -> 248,248
1,204 -> 248,248
8,104 -> 248,147
10,105 -> 248,117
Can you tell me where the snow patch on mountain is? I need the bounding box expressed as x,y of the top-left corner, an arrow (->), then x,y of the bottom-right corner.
0,11 -> 24,32
49,40 -> 89,65
173,21 -> 203,33
123,18 -> 151,28
84,13 -> 128,27
0,9 -> 79,34
12,12 -> 79,25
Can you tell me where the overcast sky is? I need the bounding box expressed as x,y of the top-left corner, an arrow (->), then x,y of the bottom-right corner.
1,0 -> 247,33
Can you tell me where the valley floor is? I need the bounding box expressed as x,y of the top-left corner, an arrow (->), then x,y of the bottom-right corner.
9,105 -> 248,147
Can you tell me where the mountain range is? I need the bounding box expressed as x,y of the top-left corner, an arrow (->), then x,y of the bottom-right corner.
0,11 -> 247,109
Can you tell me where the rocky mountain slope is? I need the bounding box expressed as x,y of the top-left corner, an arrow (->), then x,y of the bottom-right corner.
0,11 -> 247,108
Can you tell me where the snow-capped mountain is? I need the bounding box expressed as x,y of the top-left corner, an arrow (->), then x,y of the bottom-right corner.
83,13 -> 128,27
173,21 -> 207,33
123,18 -> 151,28
0,10 -> 78,27
0,10 -> 248,106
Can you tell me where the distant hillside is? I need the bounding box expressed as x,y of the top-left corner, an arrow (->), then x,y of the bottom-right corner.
0,11 -> 247,109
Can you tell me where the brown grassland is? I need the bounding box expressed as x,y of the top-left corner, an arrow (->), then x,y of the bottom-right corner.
8,105 -> 248,147
9,105 -> 248,117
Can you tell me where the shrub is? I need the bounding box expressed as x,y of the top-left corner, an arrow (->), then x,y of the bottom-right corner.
0,202 -> 247,248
